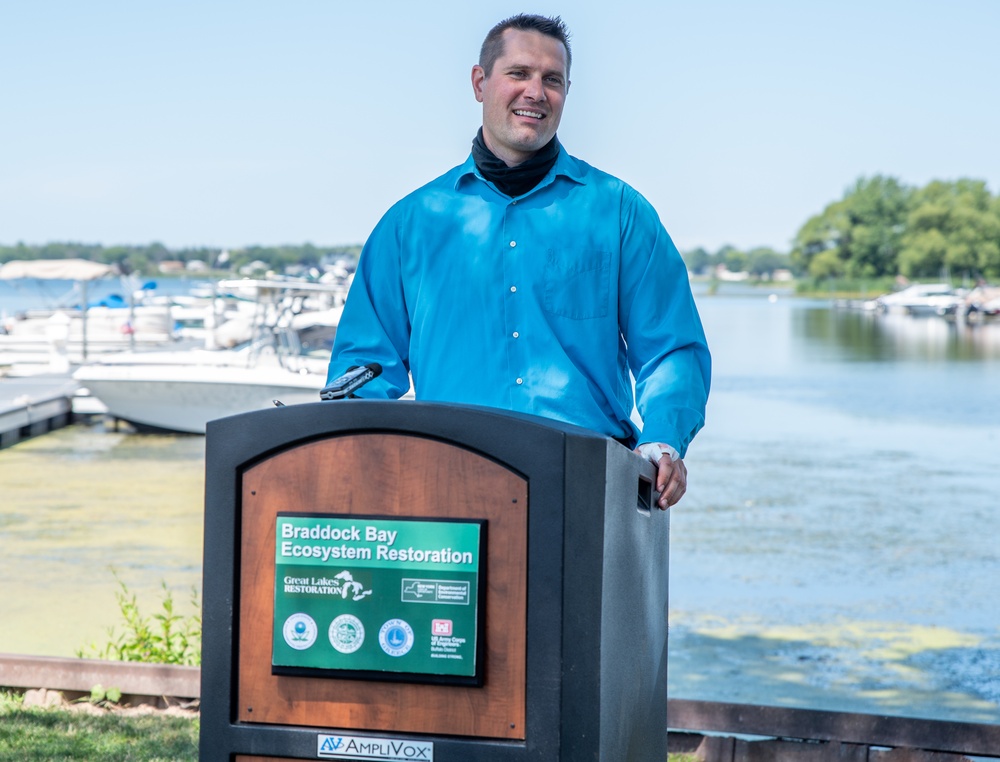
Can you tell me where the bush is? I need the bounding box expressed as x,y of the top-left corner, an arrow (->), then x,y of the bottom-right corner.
77,571 -> 200,666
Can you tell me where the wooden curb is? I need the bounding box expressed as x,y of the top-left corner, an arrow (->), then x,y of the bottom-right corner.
0,653 -> 199,700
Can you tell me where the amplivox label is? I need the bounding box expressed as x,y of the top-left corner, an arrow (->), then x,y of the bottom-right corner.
317,733 -> 433,761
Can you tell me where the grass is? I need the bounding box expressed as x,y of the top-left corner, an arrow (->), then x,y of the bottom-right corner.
0,693 -> 697,761
0,693 -> 198,762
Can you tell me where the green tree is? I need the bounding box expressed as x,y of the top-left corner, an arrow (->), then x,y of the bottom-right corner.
681,246 -> 711,275
898,179 -> 1000,279
745,246 -> 789,278
717,244 -> 747,274
842,176 -> 911,277
792,175 -> 912,279
791,199 -> 851,277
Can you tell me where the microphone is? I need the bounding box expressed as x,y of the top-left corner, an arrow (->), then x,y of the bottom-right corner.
320,363 -> 382,401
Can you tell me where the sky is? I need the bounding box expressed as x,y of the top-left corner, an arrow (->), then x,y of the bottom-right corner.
2,0 -> 998,255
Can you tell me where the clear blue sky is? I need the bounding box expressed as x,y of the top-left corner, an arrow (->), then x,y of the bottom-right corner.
2,0 -> 998,254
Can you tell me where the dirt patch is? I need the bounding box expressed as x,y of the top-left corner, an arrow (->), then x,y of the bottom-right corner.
21,687 -> 199,718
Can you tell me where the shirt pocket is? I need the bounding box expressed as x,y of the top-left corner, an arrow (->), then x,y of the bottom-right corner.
543,249 -> 611,320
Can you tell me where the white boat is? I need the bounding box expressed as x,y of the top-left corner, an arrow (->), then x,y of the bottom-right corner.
72,279 -> 344,434
875,283 -> 965,316
1,303 -> 175,348
74,358 -> 327,434
958,285 -> 1000,321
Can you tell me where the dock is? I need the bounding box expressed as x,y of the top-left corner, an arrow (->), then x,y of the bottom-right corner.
0,373 -> 79,448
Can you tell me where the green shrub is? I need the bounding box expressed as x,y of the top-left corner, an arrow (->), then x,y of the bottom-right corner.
77,571 -> 200,666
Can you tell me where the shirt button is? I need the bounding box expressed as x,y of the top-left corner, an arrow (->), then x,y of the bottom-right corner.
516,377 -> 523,385
512,331 -> 519,338
510,286 -> 517,292
509,241 -> 517,248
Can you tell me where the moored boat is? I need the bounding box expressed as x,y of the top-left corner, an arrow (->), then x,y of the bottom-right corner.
73,359 -> 325,433
72,278 -> 344,434
875,283 -> 965,316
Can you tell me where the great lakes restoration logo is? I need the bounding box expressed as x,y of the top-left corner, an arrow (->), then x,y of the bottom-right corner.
378,619 -> 414,657
317,733 -> 433,760
282,613 -> 318,650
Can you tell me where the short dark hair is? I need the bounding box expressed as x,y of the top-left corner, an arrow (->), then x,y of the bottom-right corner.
478,14 -> 572,77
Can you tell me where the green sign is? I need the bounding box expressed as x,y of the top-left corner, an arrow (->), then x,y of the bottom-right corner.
272,513 -> 485,685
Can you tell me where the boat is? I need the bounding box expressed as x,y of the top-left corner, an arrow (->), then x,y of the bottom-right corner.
957,285 -> 1000,321
72,279 -> 345,434
1,301 -> 175,349
73,359 -> 327,434
875,283 -> 965,316
0,259 -> 176,363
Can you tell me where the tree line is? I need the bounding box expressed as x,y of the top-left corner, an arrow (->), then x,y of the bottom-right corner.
792,176 -> 999,281
683,176 -> 1000,283
681,244 -> 790,279
0,242 -> 361,277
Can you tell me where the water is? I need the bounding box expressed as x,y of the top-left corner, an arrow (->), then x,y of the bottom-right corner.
0,275 -> 207,316
1,284 -> 998,724
0,425 -> 204,657
670,289 -> 1000,723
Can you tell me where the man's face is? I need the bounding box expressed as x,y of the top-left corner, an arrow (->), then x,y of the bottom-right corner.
471,29 -> 570,167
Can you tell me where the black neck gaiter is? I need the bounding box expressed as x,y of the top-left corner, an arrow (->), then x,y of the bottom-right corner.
471,128 -> 560,197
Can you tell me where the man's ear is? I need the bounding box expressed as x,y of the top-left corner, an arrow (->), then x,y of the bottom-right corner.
471,65 -> 486,103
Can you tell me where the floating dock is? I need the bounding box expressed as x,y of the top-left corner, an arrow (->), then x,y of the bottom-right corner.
0,373 -> 78,448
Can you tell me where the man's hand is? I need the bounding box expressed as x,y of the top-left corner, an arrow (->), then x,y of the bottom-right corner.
635,442 -> 687,509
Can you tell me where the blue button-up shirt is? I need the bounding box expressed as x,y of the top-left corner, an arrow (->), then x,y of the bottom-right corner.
329,147 -> 711,456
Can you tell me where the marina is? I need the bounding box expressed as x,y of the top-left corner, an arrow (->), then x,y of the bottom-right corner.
1,272 -> 346,434
1,282 -> 999,728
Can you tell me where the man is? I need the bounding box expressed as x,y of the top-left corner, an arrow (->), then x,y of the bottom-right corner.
328,14 -> 710,508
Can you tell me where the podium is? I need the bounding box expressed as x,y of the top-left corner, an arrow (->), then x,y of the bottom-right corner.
200,401 -> 669,761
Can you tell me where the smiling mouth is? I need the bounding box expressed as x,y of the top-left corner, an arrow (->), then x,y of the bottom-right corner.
513,109 -> 544,120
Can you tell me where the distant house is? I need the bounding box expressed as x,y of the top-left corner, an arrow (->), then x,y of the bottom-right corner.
185,260 -> 208,272
158,261 -> 185,274
714,265 -> 749,282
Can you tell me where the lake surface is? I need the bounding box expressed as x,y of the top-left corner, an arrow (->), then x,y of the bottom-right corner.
1,284 -> 998,724
671,289 -> 1000,723
0,276 -> 202,316
0,427 -> 204,658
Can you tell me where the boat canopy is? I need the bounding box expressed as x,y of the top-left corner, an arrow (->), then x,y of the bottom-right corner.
0,258 -> 117,361
0,259 -> 115,281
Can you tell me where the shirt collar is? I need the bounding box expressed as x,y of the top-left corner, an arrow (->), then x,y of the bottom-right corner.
455,145 -> 586,195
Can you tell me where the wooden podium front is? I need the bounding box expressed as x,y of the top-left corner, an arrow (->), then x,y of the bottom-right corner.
201,401 -> 669,762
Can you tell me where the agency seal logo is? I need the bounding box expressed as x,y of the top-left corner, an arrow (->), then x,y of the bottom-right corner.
378,618 -> 414,657
329,614 -> 365,654
282,613 -> 318,650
